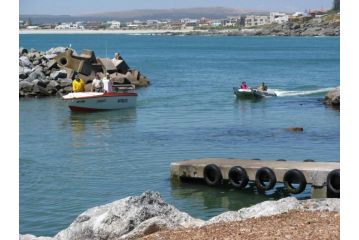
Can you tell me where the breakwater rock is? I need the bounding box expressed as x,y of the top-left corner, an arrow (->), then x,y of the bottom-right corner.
207,197 -> 339,225
323,86 -> 340,107
19,47 -> 150,97
20,192 -> 339,240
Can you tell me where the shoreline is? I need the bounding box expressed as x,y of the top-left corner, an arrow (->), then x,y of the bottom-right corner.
19,29 -> 206,35
19,27 -> 339,36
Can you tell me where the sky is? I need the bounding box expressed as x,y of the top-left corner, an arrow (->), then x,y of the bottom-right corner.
20,0 -> 333,15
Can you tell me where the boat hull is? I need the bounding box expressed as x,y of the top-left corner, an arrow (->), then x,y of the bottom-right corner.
62,92 -> 137,111
233,87 -> 277,99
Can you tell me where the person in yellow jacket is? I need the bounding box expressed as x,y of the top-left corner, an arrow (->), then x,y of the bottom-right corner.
72,73 -> 85,92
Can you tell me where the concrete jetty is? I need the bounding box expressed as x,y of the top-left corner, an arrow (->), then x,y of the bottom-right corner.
170,158 -> 340,198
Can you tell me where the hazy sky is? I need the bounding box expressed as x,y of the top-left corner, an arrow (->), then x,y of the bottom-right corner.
20,0 -> 333,15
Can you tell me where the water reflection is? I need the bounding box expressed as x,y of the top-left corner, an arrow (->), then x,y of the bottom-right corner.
66,109 -> 137,149
233,97 -> 263,113
69,109 -> 137,133
171,179 -> 311,219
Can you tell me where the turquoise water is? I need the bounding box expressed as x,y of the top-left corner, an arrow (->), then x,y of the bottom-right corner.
19,35 -> 339,236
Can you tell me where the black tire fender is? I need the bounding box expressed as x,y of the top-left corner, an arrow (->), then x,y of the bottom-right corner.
203,164 -> 223,186
283,169 -> 307,194
255,167 -> 277,191
228,166 -> 249,189
327,169 -> 340,197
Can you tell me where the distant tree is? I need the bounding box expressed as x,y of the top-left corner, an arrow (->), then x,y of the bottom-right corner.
333,0 -> 340,11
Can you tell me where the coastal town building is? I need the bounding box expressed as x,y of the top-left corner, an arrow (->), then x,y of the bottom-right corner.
39,24 -> 56,29
292,12 -> 306,17
180,18 -> 197,24
308,9 -> 327,17
107,21 -> 121,29
289,12 -> 311,22
55,22 -> 84,30
126,23 -> 139,29
223,16 -> 241,27
210,20 -> 222,27
198,17 -> 210,27
245,15 -> 270,27
169,21 -> 184,29
146,20 -> 161,26
269,12 -> 289,24
26,26 -> 40,30
84,21 -> 104,30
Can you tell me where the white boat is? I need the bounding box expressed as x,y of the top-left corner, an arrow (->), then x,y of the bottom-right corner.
62,84 -> 137,111
233,87 -> 277,99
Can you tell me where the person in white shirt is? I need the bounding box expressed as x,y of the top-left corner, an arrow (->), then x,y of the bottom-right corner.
91,74 -> 104,92
102,73 -> 113,93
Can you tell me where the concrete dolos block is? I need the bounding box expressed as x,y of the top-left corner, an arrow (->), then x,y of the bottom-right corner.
79,49 -> 97,63
55,49 -> 94,76
113,59 -> 129,74
98,58 -> 117,73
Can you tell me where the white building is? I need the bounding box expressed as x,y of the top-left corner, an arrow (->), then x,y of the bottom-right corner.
292,12 -> 306,17
210,20 -> 222,27
107,21 -> 121,29
146,20 -> 160,25
55,22 -> 84,30
26,26 -> 40,29
126,24 -> 139,29
223,16 -> 241,27
245,15 -> 270,27
270,12 -> 289,24
180,18 -> 197,24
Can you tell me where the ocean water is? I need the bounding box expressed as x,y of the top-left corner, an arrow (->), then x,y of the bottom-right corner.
19,34 -> 339,236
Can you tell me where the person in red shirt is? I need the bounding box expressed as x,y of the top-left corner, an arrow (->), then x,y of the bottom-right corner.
240,81 -> 248,89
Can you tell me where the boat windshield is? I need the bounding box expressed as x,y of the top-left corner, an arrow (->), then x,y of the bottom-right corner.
113,84 -> 136,93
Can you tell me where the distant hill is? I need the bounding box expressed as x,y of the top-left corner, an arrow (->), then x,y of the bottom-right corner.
20,7 -> 270,24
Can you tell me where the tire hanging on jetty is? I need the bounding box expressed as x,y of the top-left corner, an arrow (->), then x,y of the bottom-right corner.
327,169 -> 340,197
255,167 -> 277,191
203,164 -> 223,186
228,166 -> 249,189
283,169 -> 307,194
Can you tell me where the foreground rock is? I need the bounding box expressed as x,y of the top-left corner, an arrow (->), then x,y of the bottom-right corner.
207,197 -> 339,224
20,193 -> 339,240
20,191 -> 203,240
323,86 -> 340,107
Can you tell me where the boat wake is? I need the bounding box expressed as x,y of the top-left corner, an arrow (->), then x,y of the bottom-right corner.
273,87 -> 335,97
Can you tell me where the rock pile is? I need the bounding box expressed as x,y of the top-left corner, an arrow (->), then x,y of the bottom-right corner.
207,197 -> 339,224
323,86 -> 340,107
20,191 -> 203,240
19,192 -> 339,240
19,47 -> 150,97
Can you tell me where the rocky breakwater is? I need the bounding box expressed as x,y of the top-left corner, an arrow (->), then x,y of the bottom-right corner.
19,47 -> 150,97
253,15 -> 340,36
323,86 -> 340,107
20,191 -> 339,240
191,13 -> 340,37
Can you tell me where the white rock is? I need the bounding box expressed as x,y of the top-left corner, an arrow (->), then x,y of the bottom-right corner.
53,191 -> 203,240
207,197 -> 339,224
